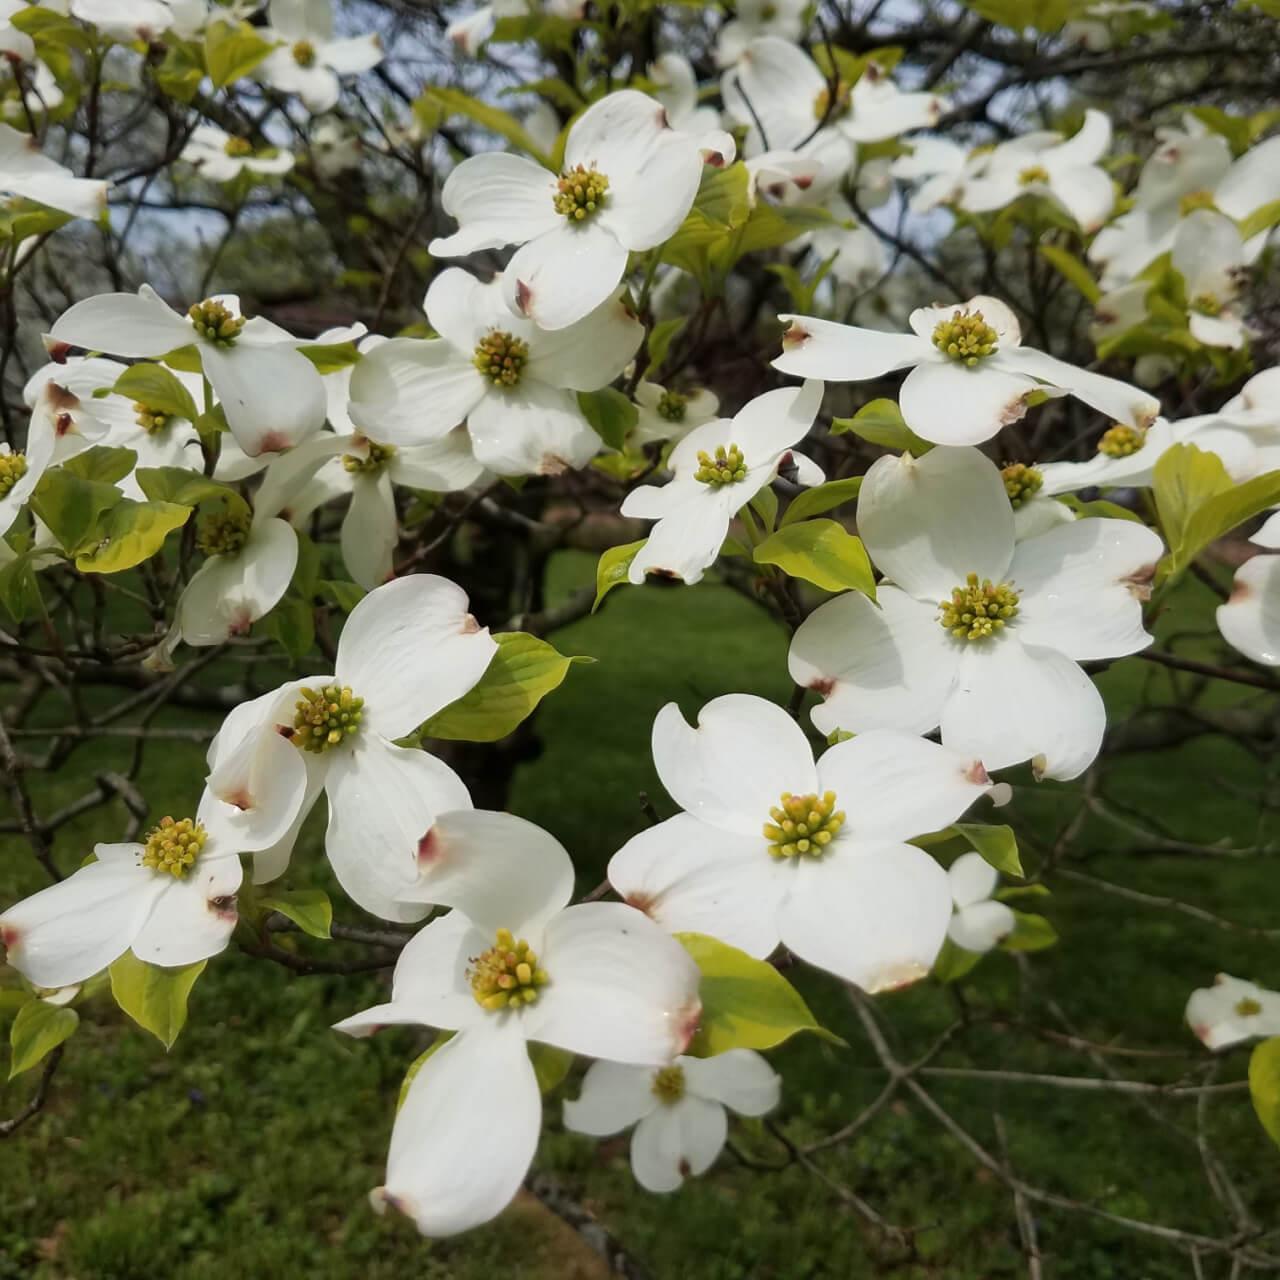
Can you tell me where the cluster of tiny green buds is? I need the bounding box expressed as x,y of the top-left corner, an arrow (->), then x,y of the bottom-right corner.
1190,292 -> 1223,316
657,389 -> 688,423
1179,189 -> 1217,216
141,816 -> 207,878
0,450 -> 27,498
651,1065 -> 686,1103
473,329 -> 529,388
1001,462 -> 1043,508
1018,164 -> 1050,186
553,165 -> 609,221
1096,423 -> 1145,458
468,928 -> 549,1011
763,791 -> 845,860
939,573 -> 1020,641
133,402 -> 169,435
188,298 -> 244,346
342,441 -> 397,474
196,507 -> 252,558
812,78 -> 851,121
292,684 -> 364,753
694,443 -> 747,486
292,39 -> 316,67
1236,997 -> 1263,1017
931,310 -> 999,365
223,136 -> 254,158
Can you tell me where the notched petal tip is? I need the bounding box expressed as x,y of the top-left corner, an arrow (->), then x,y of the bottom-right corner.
988,782 -> 1013,808
781,321 -> 810,348
417,826 -> 443,865
623,890 -> 655,916
1227,577 -> 1252,603
808,676 -> 836,697
42,337 -> 71,363
1001,395 -> 1033,427
46,381 -> 80,414
1122,562 -> 1157,601
538,454 -> 569,477
208,894 -> 238,922
0,922 -> 20,952
964,760 -> 990,786
514,278 -> 533,316
863,959 -> 929,995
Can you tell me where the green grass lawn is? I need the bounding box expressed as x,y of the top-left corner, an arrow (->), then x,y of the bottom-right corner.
1,552 -> 1276,1279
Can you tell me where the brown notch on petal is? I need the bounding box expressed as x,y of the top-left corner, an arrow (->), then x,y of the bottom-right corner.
781,322 -> 810,348
1122,562 -> 1157,601
655,105 -> 670,129
417,826 -> 443,865
964,760 -> 990,786
227,610 -> 253,637
865,959 -> 928,994
1000,395 -> 1032,427
678,1158 -> 692,1177
674,999 -> 703,1055
809,676 -> 836,697
459,612 -> 480,635
54,413 -> 74,437
42,338 -> 72,363
0,923 -> 20,951
538,454 -> 569,476
224,788 -> 252,812
276,724 -> 297,739
794,174 -> 814,191
702,148 -> 726,169
1228,576 -> 1253,603
624,891 -> 656,917
47,381 -> 79,413
257,431 -> 290,454
514,278 -> 533,316
209,894 -> 238,921
1135,407 -> 1158,430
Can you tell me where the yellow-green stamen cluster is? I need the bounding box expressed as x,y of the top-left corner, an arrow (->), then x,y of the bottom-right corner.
0,450 -> 27,498
473,329 -> 529,388
1096,424 -> 1145,458
694,443 -> 747,486
813,78 -> 851,121
657,389 -> 687,423
1179,189 -> 1216,216
141,815 -> 207,878
133,402 -> 169,435
931,310 -> 999,366
651,1065 -> 686,1103
224,136 -> 254,158
1190,292 -> 1223,316
553,165 -> 609,222
1236,997 -> 1263,1017
468,928 -> 549,1011
1001,462 -> 1043,508
939,573 -> 1020,641
292,684 -> 364,753
196,508 -> 252,558
342,441 -> 397,474
292,40 -> 316,67
764,791 -> 845,860
1018,164 -> 1050,185
188,298 -> 244,347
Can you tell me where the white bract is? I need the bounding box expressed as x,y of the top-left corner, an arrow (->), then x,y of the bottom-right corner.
946,853 -> 1015,954
789,447 -> 1164,780
181,126 -> 295,184
890,137 -> 995,214
334,810 -> 702,1236
1035,417 -> 1189,495
565,1049 -> 780,1193
632,381 -> 720,447
649,54 -> 721,136
608,693 -> 998,991
0,432 -> 52,538
49,286 -> 329,458
1172,209 -> 1250,349
67,0 -> 206,41
428,89 -> 734,330
348,269 -> 642,476
1217,520 -> 1280,667
0,122 -> 107,220
773,294 -> 1159,446
620,379 -> 823,584
1186,974 -> 1280,1050
714,0 -> 808,66
256,0 -> 382,114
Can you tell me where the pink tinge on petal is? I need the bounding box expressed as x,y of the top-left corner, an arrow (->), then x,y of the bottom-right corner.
417,827 -> 442,865
809,676 -> 836,697
227,609 -> 254,637
460,613 -> 481,635
1,923 -> 20,951
674,998 -> 703,1055
255,431 -> 292,454
781,321 -> 811,349
209,893 -> 238,923
624,890 -> 657,917
513,279 -> 533,316
964,760 -> 990,786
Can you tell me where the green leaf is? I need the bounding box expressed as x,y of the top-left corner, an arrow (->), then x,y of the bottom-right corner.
419,632 -> 590,742
646,318 -> 685,372
953,823 -> 1023,878
62,445 -> 138,485
831,398 -> 933,455
73,500 -> 190,574
749,486 -> 778,533
688,161 -> 751,227
0,552 -> 46,623
1249,1037 -> 1280,1148
416,86 -> 550,164
677,932 -> 838,1056
296,341 -> 362,373
135,468 -> 250,521
1237,199 -> 1280,241
1001,911 -> 1059,953
753,519 -> 877,596
263,597 -> 315,662
576,387 -> 637,451
1038,244 -> 1101,304
108,952 -> 207,1049
780,476 -> 863,527
932,937 -> 984,984
8,999 -> 77,1079
1057,494 -> 1144,523
319,579 -> 365,612
29,468 -> 122,555
259,889 -> 332,940
112,363 -> 199,422
594,539 -> 643,610
204,19 -> 273,89
529,1043 -> 574,1093
153,38 -> 205,103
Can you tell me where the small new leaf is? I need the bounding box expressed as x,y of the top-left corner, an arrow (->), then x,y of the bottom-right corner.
8,999 -> 77,1079
594,540 -> 644,610
259,888 -> 332,940
753,519 -> 877,596
108,951 -> 207,1050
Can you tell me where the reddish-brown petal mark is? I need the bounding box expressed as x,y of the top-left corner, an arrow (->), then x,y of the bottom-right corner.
782,322 -> 810,348
656,106 -> 670,129
0,923 -> 20,951
48,382 -> 79,412
1228,577 -> 1253,603
228,610 -> 253,637
256,431 -> 290,454
514,279 -> 533,316
678,1158 -> 692,1177
624,891 -> 656,917
54,413 -> 74,436
1122,562 -> 1157,601
794,175 -> 814,190
964,760 -> 990,786
43,339 -> 72,363
674,999 -> 703,1055
276,724 -> 297,739
1135,406 -> 1158,430
209,894 -> 238,922
224,788 -> 252,811
539,454 -> 569,477
417,827 -> 443,865
702,148 -> 725,168
809,676 -> 835,697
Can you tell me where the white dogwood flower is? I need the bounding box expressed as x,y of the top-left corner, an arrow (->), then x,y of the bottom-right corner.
0,432 -> 53,538
621,380 -> 823,584
890,136 -> 994,214
714,0 -> 808,66
1186,974 -> 1280,1050
68,0 -> 207,40
789,447 -> 1164,780
609,693 -> 998,990
565,1048 -> 780,1193
334,810 -> 702,1236
773,294 -> 1159,446
1035,417 -> 1189,495
428,90 -> 734,330
1217,515 -> 1280,667
1172,209 -> 1250,349
181,125 -> 295,184
256,0 -> 382,114
648,54 -> 721,135
0,122 -> 106,220
946,853 -> 1015,954
632,381 -> 720,447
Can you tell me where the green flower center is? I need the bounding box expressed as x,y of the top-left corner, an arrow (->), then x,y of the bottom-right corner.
473,329 -> 529,388
133,402 -> 170,435
1179,189 -> 1216,216
1018,164 -> 1050,186
291,684 -> 364,754
940,573 -> 1020,641
657,389 -> 687,423
1190,292 -> 1222,317
553,165 -> 610,222
342,441 -> 397,474
469,928 -> 550,1011
694,442 -> 747,486
0,450 -> 27,498
196,508 -> 251,558
1236,997 -> 1263,1017
1001,462 -> 1043,508
141,815 -> 207,878
813,78 -> 851,122
188,298 -> 245,347
763,790 -> 845,860
1096,424 -> 1145,457
651,1065 -> 686,1103
932,310 -> 999,366
223,136 -> 254,158
292,40 -> 316,67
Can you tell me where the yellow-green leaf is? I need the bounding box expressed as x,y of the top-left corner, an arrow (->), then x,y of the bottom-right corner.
831,398 -> 933,455
135,468 -> 250,521
780,476 -> 863,527
62,445 -> 138,485
296,341 -> 362,373
932,937 -> 984,984
204,19 -> 273,89
577,387 -> 637,450
1001,911 -> 1058,952
594,540 -> 644,610
9,999 -> 77,1079
108,952 -> 207,1049
112,363 -> 199,422
1038,244 -> 1101,303
1249,1037 -> 1280,1148
416,86 -> 549,164
74,500 -> 191,574
753,519 -> 876,596
953,823 -> 1023,878
259,888 -> 332,940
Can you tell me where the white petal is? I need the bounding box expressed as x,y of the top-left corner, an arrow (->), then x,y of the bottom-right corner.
1215,135 -> 1280,222
948,899 -> 1016,953
341,473 -> 397,590
948,851 -> 998,909
563,1060 -> 659,1136
732,379 -> 823,464
467,379 -> 601,476
629,1097 -> 726,1192
845,79 -> 945,143
503,222 -> 630,332
901,358 -> 1042,447
1189,310 -> 1248,350
335,574 -> 497,739
1047,165 -> 1115,233
1218,553 -> 1280,667
909,295 -> 1022,346
1172,210 -> 1243,299
1252,511 -> 1280,551
130,849 -> 242,967
424,268 -> 519,353
565,89 -> 671,175
599,134 -> 707,251
203,342 -> 326,456
50,285 -> 191,357
771,314 -> 926,381
723,37 -> 825,153
430,153 -> 561,257
1013,495 -> 1077,541
626,485 -> 738,585
390,431 -> 485,492
524,293 -> 643,391
996,346 -> 1159,431
321,33 -> 382,75
681,1048 -> 780,1116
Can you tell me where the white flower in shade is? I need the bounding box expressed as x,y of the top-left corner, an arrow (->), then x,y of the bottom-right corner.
564,1049 -> 780,1193
648,54 -> 721,136
890,137 -> 994,214
608,693 -> 998,991
308,116 -> 362,178
714,0 -> 808,66
0,123 -> 106,220
0,432 -> 52,538
68,0 -> 208,40
1062,1 -> 1158,51
1089,280 -> 1150,347
445,0 -> 525,55
773,295 -> 1159,447
50,286 -> 328,458
789,447 -> 1164,780
0,51 -> 63,122
201,574 -> 497,920
181,125 -> 294,184
961,110 -> 1115,233
427,90 -> 734,331
256,0 -> 382,114
1217,520 -> 1280,667
1035,417 -> 1188,495
0,0 -> 35,60
1186,974 -> 1280,1050
620,380 -> 824,585
333,810 -> 702,1237
22,367 -> 119,465
347,269 -> 642,476
632,381 -> 719,447
945,853 -> 1015,954
1172,210 -> 1250,350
